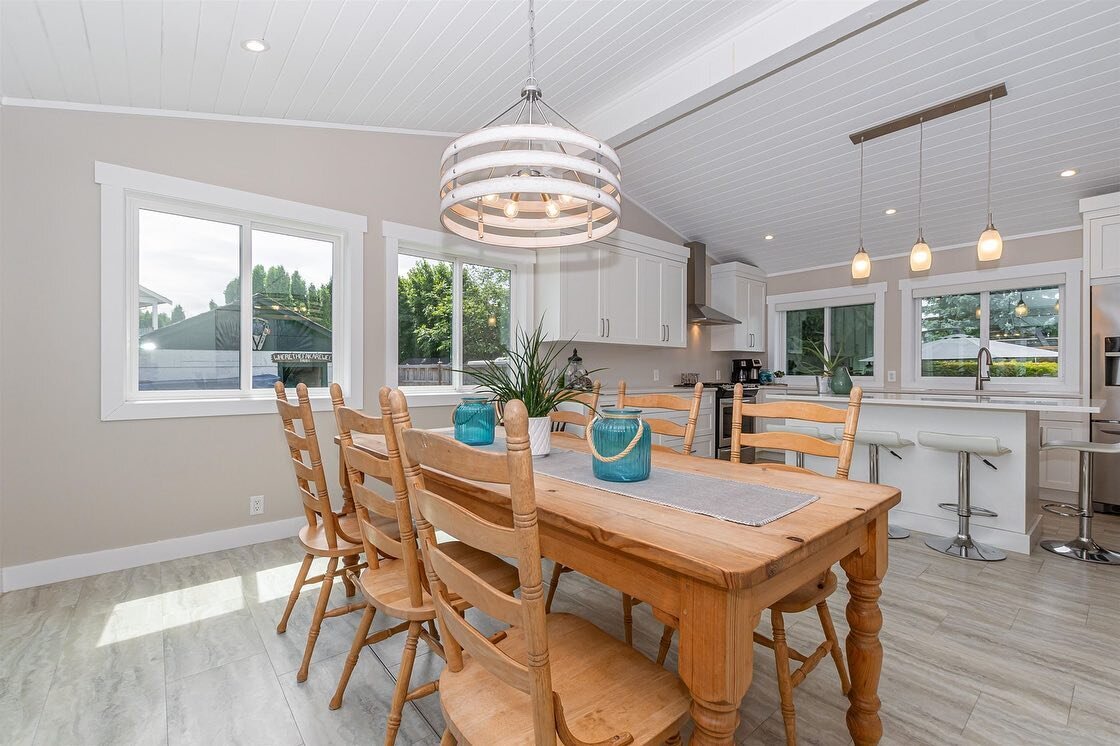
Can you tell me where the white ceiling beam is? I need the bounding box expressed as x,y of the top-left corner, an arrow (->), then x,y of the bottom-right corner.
582,0 -> 917,148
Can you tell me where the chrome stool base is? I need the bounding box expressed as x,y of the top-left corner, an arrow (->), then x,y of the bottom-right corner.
925,534 -> 1006,562
887,524 -> 910,540
1040,538 -> 1120,565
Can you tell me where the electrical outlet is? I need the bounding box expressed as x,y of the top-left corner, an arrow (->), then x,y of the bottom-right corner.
652,369 -> 660,382
887,370 -> 897,383
715,369 -> 722,381
249,495 -> 265,516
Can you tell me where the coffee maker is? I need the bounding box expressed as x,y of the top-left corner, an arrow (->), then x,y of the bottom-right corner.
731,358 -> 762,386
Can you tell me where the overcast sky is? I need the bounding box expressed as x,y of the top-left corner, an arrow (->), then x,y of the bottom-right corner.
138,209 -> 332,317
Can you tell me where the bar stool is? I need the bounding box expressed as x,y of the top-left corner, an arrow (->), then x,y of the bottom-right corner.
837,428 -> 914,540
767,424 -> 836,469
918,431 -> 1010,562
1039,439 -> 1120,565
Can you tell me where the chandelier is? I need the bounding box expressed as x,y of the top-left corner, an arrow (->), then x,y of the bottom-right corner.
438,0 -> 622,248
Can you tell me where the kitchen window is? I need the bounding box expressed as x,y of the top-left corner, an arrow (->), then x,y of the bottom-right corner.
98,163 -> 366,420
768,284 -> 886,388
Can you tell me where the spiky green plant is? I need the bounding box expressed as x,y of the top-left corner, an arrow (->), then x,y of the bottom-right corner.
803,340 -> 847,376
457,320 -> 602,418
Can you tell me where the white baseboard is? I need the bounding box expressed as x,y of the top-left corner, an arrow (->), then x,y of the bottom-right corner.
891,509 -> 1037,555
1,516 -> 305,592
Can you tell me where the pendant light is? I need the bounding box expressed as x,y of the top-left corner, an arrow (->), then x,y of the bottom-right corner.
1014,291 -> 1029,317
977,94 -> 1003,261
850,139 -> 872,279
438,0 -> 621,248
909,119 -> 932,272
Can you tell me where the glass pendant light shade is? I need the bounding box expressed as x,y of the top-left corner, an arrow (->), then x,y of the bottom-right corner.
977,220 -> 1003,261
1014,292 -> 1028,317
910,238 -> 932,271
851,247 -> 871,279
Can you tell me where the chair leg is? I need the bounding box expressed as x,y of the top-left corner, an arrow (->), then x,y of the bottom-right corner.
770,611 -> 797,746
545,562 -> 565,613
298,556 -> 338,683
621,594 -> 635,646
655,624 -> 675,666
330,604 -> 375,709
277,553 -> 313,634
386,621 -> 422,746
439,729 -> 457,746
816,600 -> 851,695
341,554 -> 359,598
665,734 -> 682,745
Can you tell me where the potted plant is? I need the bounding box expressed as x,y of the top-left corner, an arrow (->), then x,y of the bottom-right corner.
460,320 -> 599,456
803,340 -> 847,395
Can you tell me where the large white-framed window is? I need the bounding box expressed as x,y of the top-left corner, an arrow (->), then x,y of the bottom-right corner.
383,221 -> 535,407
900,260 -> 1082,391
97,162 -> 366,420
767,283 -> 887,389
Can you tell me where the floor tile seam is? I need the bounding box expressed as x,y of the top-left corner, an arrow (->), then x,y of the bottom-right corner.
25,602 -> 80,746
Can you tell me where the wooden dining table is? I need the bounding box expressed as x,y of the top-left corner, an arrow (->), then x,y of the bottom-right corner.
342,430 -> 900,745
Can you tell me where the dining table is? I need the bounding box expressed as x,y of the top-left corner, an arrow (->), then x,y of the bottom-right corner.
341,429 -> 900,745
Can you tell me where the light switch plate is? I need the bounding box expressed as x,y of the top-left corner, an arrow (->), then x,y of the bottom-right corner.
887,370 -> 897,383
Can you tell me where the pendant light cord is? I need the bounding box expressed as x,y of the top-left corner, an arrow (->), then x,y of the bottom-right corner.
858,139 -> 864,248
917,119 -> 924,240
527,0 -> 536,87
986,94 -> 993,224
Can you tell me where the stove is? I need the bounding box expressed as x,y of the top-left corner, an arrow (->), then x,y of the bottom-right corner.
673,383 -> 759,459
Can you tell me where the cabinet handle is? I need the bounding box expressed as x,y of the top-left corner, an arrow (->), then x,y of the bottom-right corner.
599,318 -> 604,337
606,318 -> 610,338
663,324 -> 668,342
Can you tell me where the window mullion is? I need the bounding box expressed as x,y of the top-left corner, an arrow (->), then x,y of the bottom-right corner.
239,222 -> 253,393
980,290 -> 991,347
452,260 -> 464,389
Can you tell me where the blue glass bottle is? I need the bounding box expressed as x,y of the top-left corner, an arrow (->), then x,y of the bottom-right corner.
590,408 -> 651,482
453,397 -> 495,446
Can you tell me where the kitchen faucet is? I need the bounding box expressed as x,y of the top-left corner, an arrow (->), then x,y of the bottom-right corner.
976,346 -> 992,390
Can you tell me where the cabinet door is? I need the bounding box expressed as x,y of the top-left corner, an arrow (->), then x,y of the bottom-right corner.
661,261 -> 686,347
636,256 -> 664,345
559,246 -> 602,341
1039,419 -> 1089,491
1089,214 -> 1120,279
746,279 -> 766,351
600,249 -> 639,344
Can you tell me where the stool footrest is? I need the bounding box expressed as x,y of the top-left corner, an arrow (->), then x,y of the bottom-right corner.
937,502 -> 998,518
1041,502 -> 1085,519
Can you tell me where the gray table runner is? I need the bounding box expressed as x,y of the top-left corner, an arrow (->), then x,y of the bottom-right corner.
475,439 -> 818,527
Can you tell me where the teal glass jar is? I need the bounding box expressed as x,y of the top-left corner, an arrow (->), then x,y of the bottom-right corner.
453,397 -> 495,446
589,408 -> 651,482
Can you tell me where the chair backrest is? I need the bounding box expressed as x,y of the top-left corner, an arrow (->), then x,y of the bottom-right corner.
549,380 -> 601,433
395,393 -> 567,743
730,384 -> 863,479
275,382 -> 345,547
617,380 -> 705,455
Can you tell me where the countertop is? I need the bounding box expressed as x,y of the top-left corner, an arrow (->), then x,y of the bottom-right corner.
762,390 -> 1102,414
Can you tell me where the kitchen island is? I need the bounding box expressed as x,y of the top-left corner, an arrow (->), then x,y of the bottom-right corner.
760,390 -> 1102,553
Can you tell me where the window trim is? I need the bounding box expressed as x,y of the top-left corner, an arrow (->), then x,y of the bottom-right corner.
97,162 -> 366,420
767,283 -> 887,389
383,221 -> 535,407
900,260 -> 1082,392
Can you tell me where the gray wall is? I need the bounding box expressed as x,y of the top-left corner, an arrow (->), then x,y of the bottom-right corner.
0,105 -> 724,568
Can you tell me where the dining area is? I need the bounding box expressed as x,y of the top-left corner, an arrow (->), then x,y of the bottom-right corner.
270,369 -> 896,745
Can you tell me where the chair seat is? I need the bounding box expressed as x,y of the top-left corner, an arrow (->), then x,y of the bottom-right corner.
918,431 -> 1011,457
771,570 -> 837,614
1042,439 -> 1120,455
440,613 -> 690,746
842,429 -> 914,448
359,541 -> 519,621
298,512 -> 365,556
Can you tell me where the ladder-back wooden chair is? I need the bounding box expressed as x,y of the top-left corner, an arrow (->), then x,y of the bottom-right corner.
331,387 -> 520,745
549,380 -> 601,435
397,397 -> 691,746
273,382 -> 367,683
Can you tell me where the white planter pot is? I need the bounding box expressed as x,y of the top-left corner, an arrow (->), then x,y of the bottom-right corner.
527,416 -> 553,457
816,376 -> 832,395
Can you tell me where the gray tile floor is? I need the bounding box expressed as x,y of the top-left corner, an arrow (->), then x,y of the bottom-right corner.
3,496 -> 1118,745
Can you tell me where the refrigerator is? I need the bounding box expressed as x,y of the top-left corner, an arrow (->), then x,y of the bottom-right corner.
1091,283 -> 1120,513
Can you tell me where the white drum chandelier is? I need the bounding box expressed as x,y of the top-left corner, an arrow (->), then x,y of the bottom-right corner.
438,0 -> 622,248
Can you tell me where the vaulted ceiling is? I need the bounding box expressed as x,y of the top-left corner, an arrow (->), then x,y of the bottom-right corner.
2,0 -> 1118,274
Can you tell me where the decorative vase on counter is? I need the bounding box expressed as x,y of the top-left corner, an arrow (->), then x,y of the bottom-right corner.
453,396 -> 495,446
816,375 -> 833,395
587,408 -> 651,482
527,416 -> 553,457
830,366 -> 854,395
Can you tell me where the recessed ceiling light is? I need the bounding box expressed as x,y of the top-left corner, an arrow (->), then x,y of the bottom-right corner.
241,38 -> 269,53
884,208 -> 897,215
764,234 -> 774,240
1059,168 -> 1078,178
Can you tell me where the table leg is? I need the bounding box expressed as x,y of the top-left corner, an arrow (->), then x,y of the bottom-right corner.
338,445 -> 355,514
677,581 -> 758,745
839,515 -> 887,745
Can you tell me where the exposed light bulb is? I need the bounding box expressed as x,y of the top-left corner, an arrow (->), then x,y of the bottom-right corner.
910,238 -> 932,272
558,193 -> 574,205
544,198 -> 561,218
1015,293 -> 1029,317
977,222 -> 1003,261
851,247 -> 871,279
504,199 -> 520,218
483,194 -> 498,204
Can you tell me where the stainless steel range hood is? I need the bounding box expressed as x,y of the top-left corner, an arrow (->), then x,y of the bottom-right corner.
685,241 -> 740,326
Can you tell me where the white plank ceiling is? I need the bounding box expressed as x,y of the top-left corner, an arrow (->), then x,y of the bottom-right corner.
2,0 -> 1118,273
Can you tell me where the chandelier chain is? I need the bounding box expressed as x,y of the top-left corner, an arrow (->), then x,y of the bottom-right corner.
528,0 -> 536,86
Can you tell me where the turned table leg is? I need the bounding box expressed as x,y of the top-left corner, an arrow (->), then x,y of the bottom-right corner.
840,515 -> 888,745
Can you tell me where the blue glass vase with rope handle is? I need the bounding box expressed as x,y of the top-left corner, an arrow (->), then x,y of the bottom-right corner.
453,397 -> 495,446
588,408 -> 651,482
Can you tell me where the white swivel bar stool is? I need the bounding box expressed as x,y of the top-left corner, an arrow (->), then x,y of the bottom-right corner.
918,431 -> 1010,562
1039,439 -> 1120,565
767,424 -> 836,469
836,428 -> 914,540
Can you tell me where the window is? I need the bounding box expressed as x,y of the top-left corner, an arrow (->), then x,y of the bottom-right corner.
769,284 -> 886,387
98,163 -> 366,420
384,221 -> 534,405
902,260 -> 1081,391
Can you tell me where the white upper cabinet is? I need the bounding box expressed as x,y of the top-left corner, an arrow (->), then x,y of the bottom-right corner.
1082,192 -> 1120,279
535,230 -> 688,348
709,262 -> 767,352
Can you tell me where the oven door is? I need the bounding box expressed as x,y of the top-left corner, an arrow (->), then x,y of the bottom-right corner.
717,396 -> 755,462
